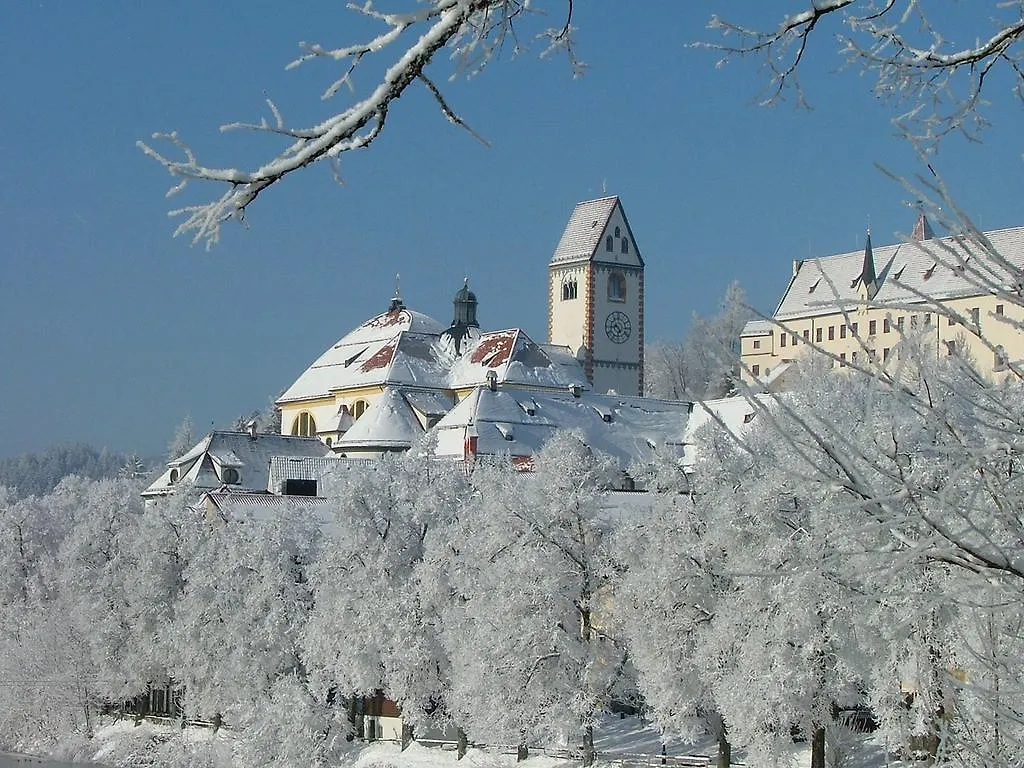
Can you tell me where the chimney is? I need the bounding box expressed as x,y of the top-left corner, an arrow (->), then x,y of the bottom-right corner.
246,418 -> 258,440
569,384 -> 583,398
486,369 -> 497,391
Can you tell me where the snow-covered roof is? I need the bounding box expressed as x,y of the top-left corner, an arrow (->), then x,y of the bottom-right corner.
335,386 -> 424,450
201,490 -> 332,522
277,309 -> 448,403
775,226 -> 1024,319
433,387 -> 692,468
550,196 -> 621,264
741,319 -> 774,337
681,395 -> 769,469
448,329 -> 589,390
143,431 -> 328,497
267,455 -> 374,493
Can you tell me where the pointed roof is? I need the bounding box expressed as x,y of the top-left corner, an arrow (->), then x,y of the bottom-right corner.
859,228 -> 878,296
912,212 -> 935,241
550,196 -> 643,266
335,386 -> 423,450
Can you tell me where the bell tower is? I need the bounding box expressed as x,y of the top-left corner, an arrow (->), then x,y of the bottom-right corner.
548,196 -> 644,396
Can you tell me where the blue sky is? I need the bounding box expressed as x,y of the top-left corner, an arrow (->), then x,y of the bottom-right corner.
1,2 -> 1021,460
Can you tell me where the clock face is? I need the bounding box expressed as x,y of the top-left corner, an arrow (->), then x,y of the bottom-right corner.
605,311 -> 631,344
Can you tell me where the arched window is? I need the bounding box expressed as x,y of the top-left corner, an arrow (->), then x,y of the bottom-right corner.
605,235 -> 613,251
614,226 -> 621,238
608,271 -> 626,302
353,400 -> 369,419
621,238 -> 629,254
291,412 -> 317,437
561,278 -> 577,301
168,468 -> 179,484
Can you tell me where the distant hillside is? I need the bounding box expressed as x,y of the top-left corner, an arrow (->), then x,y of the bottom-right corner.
0,443 -> 139,498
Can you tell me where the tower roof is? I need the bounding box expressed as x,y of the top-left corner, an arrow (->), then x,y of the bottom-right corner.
550,195 -> 643,266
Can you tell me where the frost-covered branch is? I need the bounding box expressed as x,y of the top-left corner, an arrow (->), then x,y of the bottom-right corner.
140,0 -> 576,247
702,1 -> 1024,143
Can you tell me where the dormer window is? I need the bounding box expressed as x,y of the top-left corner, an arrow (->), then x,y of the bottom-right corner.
605,235 -> 613,251
222,467 -> 240,484
168,468 -> 179,484
608,271 -> 626,302
353,400 -> 368,419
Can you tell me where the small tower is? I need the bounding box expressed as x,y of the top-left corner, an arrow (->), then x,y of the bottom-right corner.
548,196 -> 645,396
858,229 -> 879,300
389,273 -> 405,312
440,278 -> 481,356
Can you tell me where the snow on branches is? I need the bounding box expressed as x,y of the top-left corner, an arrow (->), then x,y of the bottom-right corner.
139,1 -> 579,248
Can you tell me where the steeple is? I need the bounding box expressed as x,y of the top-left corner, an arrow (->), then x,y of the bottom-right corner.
912,211 -> 935,241
388,273 -> 405,312
860,228 -> 878,299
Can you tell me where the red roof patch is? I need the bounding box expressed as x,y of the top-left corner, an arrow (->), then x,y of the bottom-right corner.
364,310 -> 409,329
360,342 -> 397,372
470,330 -> 517,367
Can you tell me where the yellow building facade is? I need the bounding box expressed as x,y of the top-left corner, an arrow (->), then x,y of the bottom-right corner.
740,217 -> 1024,384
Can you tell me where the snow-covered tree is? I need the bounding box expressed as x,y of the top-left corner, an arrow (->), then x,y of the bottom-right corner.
645,281 -> 753,400
438,434 -> 632,765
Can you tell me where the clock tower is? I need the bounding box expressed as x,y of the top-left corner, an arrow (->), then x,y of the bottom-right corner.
548,196 -> 644,396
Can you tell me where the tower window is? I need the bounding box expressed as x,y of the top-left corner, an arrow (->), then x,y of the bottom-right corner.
622,238 -> 629,254
561,278 -> 578,301
614,226 -> 620,238
291,412 -> 317,437
605,236 -> 613,252
608,271 -> 626,302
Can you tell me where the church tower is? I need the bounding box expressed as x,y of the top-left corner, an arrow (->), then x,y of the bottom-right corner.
548,196 -> 644,396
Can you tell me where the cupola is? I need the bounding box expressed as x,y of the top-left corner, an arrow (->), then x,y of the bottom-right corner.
439,278 -> 481,356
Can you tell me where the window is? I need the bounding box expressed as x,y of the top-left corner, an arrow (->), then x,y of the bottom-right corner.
828,326 -> 835,341
970,307 -> 980,329
222,467 -> 240,484
840,352 -> 847,366
869,320 -> 877,335
883,318 -> 891,333
945,340 -> 956,356
608,271 -> 627,302
284,479 -> 317,497
622,238 -> 630,254
291,412 -> 317,437
605,235 -> 613,251
852,351 -> 859,364
995,346 -> 1008,371
851,322 -> 858,336
561,278 -> 578,301
840,325 -> 847,339
780,334 -> 787,348
815,328 -> 822,343
996,304 -> 1005,315
168,468 -> 179,484
753,339 -> 761,349
353,400 -> 368,419
614,226 -> 620,238
883,348 -> 890,361
924,314 -> 931,327
803,330 -> 810,341
910,315 -> 918,329
791,333 -> 798,346
751,364 -> 760,377
869,349 -> 877,362
897,316 -> 904,331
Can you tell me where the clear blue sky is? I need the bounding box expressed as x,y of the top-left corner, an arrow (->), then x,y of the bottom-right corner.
1,2 -> 1021,460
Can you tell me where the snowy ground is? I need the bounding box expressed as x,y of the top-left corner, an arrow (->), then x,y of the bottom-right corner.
16,713 -> 908,768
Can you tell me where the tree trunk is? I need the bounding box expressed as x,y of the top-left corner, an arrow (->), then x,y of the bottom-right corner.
457,728 -> 468,760
401,722 -> 413,751
717,732 -> 731,768
516,744 -> 529,762
810,725 -> 826,768
582,723 -> 595,766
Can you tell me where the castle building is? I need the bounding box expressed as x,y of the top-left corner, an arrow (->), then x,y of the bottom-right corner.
548,196 -> 645,397
740,215 -> 1024,384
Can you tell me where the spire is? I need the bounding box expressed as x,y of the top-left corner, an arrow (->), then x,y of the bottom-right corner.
912,211 -> 935,241
388,273 -> 405,312
860,228 -> 878,298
